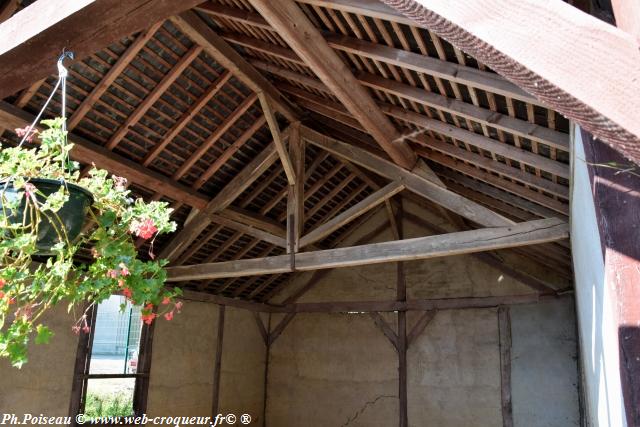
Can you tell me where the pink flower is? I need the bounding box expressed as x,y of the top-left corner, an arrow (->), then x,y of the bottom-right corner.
71,325 -> 81,335
23,183 -> 37,201
82,325 -> 91,333
164,311 -> 174,321
141,312 -> 156,325
112,175 -> 127,191
162,297 -> 170,305
0,278 -> 5,288
106,269 -> 118,279
15,126 -> 37,143
174,301 -> 183,313
129,218 -> 157,240
0,291 -> 4,299
117,279 -> 125,288
119,263 -> 130,277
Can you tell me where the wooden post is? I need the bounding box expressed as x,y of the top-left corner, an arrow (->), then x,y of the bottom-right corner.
132,320 -> 155,415
396,200 -> 408,427
212,305 -> 226,416
498,306 -> 513,427
68,304 -> 96,425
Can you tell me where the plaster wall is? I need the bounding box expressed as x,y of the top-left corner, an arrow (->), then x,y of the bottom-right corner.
218,307 -> 267,426
0,304 -> 77,417
265,199 -> 579,427
147,300 -> 219,416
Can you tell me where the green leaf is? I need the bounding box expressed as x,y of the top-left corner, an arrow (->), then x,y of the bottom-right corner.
35,325 -> 53,345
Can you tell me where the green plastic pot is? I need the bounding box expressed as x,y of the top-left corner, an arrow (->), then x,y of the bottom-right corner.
0,178 -> 94,254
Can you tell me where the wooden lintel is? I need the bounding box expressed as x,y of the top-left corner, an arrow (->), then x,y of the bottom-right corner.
166,218 -> 569,281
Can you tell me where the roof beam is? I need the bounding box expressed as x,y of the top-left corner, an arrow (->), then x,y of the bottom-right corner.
258,93 -> 296,185
0,0 -> 203,99
300,180 -> 405,248
0,100 -> 208,210
166,217 -> 568,281
159,142 -> 281,261
381,0 -> 640,165
169,11 -> 299,122
248,0 -> 417,170
301,126 -> 513,227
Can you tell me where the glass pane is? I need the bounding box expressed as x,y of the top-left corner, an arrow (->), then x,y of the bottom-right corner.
89,295 -> 142,374
85,377 -> 135,417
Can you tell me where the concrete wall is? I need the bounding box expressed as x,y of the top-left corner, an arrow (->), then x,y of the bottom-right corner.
0,304 -> 77,416
571,126 -> 626,426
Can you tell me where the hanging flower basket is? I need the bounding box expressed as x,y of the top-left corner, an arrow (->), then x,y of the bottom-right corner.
0,178 -> 94,254
0,54 -> 182,368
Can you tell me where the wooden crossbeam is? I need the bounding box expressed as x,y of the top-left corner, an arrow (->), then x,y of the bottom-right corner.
159,142 -> 280,261
301,126 -> 513,227
0,101 -> 208,209
182,288 -> 567,313
105,45 -> 202,150
258,93 -> 296,185
0,0 -> 203,99
143,70 -> 233,167
68,21 -> 163,130
300,180 -> 405,248
170,11 -> 299,122
248,0 -> 417,170
166,217 -> 569,281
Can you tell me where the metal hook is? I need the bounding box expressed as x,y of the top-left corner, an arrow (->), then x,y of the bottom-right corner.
56,50 -> 74,79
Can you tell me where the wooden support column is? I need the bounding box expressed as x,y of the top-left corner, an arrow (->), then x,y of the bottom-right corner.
68,304 -> 96,425
287,123 -> 304,254
395,199 -> 408,427
498,306 -> 513,427
212,305 -> 226,416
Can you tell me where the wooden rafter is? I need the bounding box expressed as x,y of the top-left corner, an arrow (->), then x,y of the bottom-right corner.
169,11 -> 300,122
299,180 -> 405,248
105,45 -> 202,150
258,93 -> 296,185
0,0 -> 204,99
166,217 -> 568,281
248,0 -> 417,170
159,141 -> 282,261
302,126 -> 513,227
381,0 -> 640,165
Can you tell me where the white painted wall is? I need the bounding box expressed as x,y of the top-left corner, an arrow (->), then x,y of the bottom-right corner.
571,125 -> 626,426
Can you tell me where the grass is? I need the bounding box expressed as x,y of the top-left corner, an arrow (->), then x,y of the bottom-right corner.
84,392 -> 133,417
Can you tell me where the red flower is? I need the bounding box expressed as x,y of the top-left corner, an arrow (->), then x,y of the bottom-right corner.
145,303 -> 153,311
15,126 -> 37,143
122,288 -> 132,298
164,311 -> 174,321
0,278 -> 5,288
162,296 -> 170,305
129,218 -> 157,240
119,263 -> 130,277
141,312 -> 156,325
0,291 -> 4,299
82,325 -> 91,333
7,297 -> 15,305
